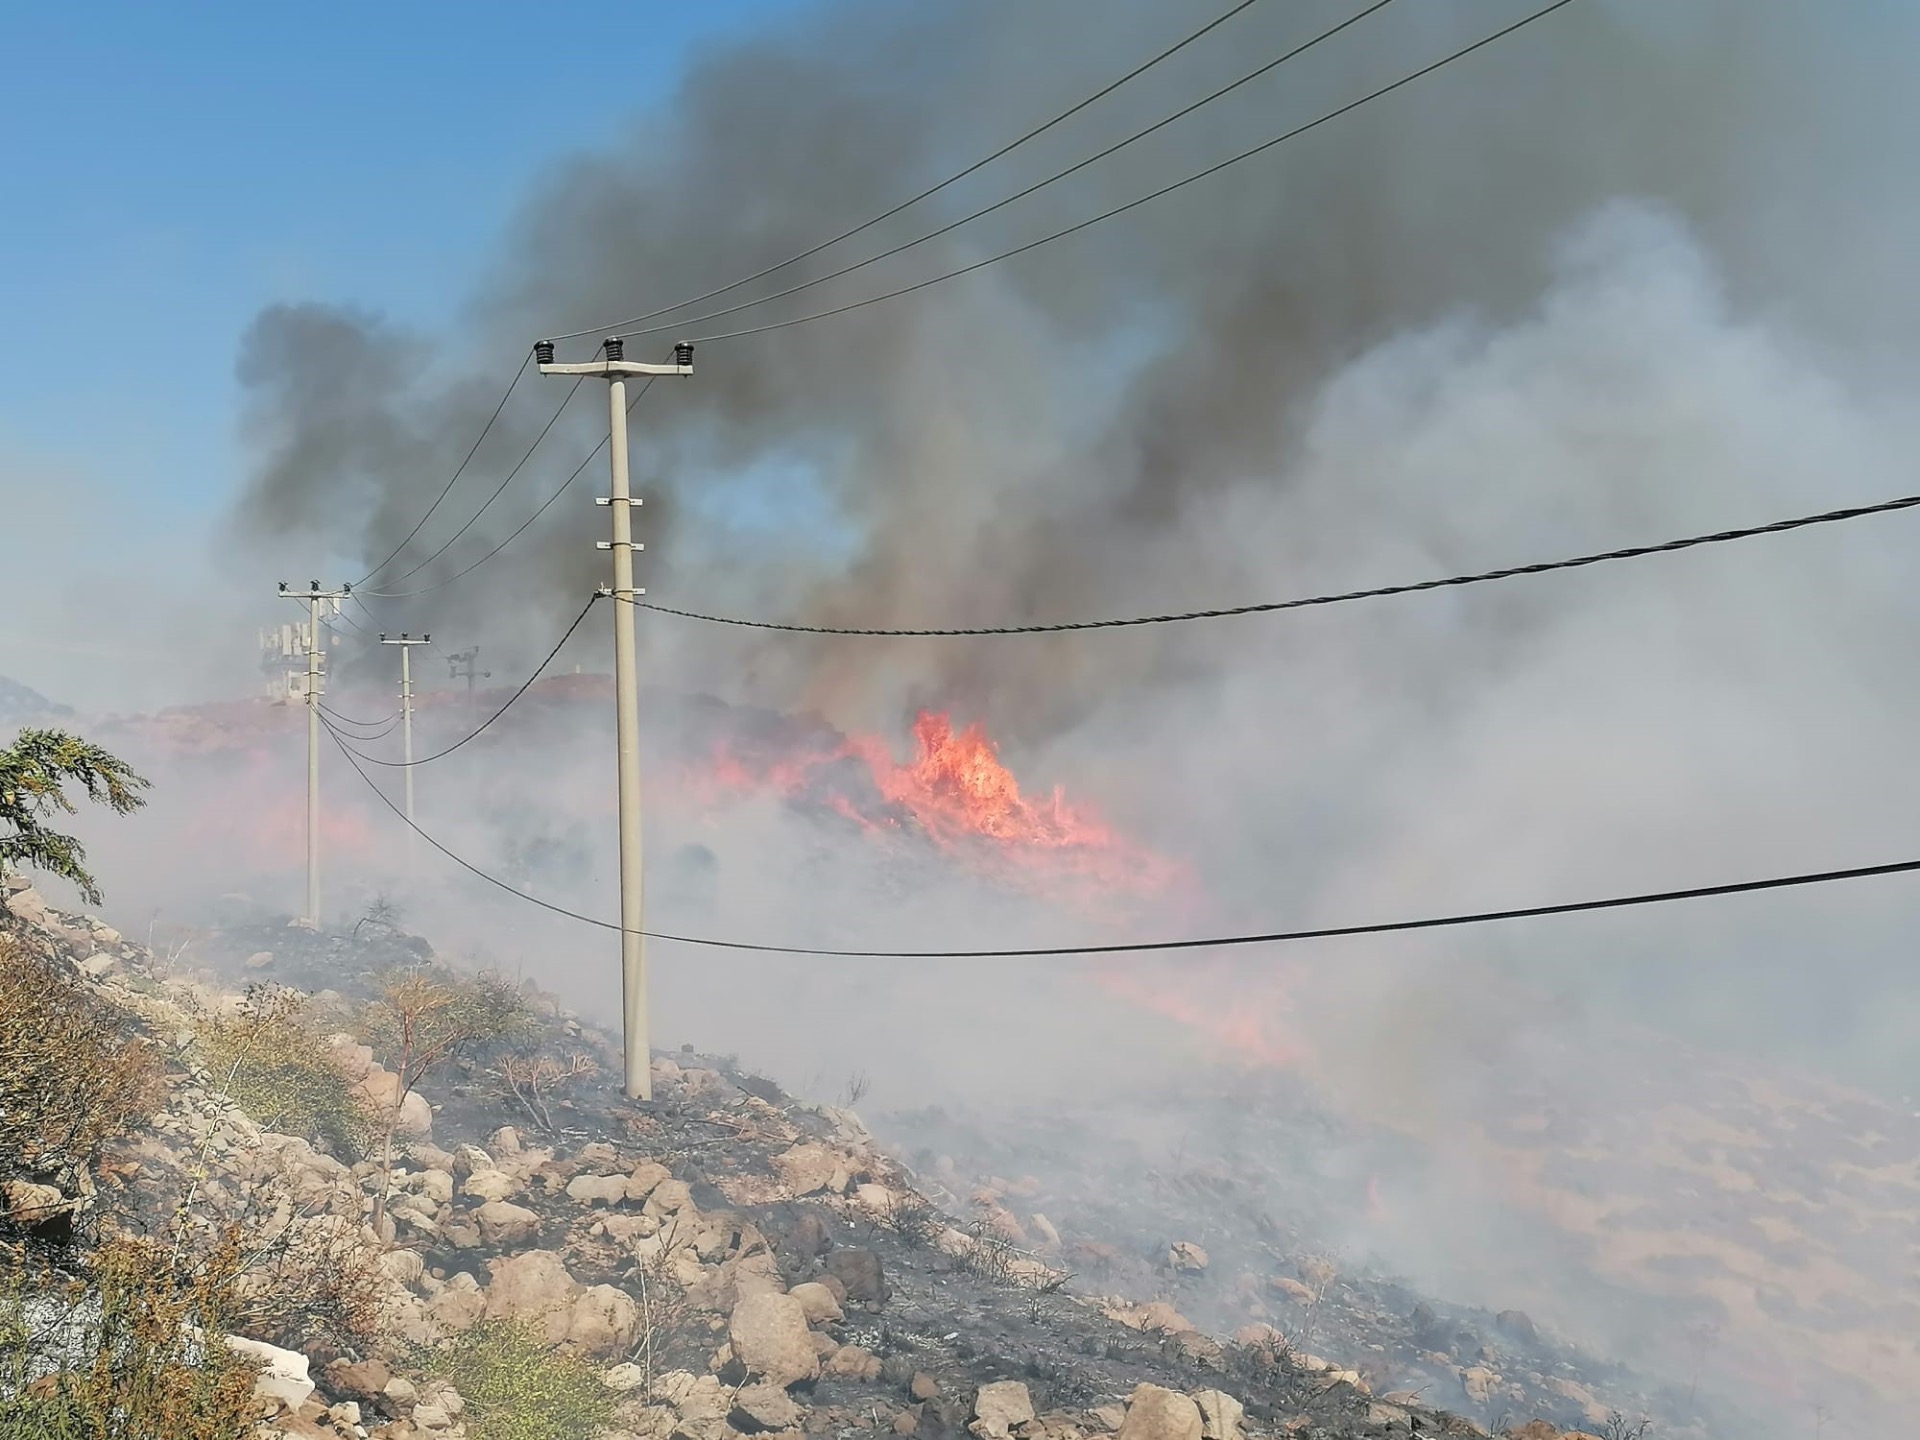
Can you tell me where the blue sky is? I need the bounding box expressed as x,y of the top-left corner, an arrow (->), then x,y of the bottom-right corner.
0,4 -> 802,707
0,3 -> 798,520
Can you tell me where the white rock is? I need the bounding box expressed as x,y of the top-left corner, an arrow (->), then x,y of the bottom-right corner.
224,1335 -> 315,1410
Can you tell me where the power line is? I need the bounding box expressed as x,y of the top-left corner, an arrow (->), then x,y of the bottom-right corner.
322,595 -> 601,768
615,490 -> 1920,637
363,378 -> 657,601
324,720 -> 1920,957
317,702 -> 401,734
688,0 -> 1579,344
606,0 -> 1400,344
354,351 -> 532,586
547,0 -> 1274,345
364,378 -> 588,594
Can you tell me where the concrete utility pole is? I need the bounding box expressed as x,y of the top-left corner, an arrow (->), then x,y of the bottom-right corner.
280,581 -> 350,929
446,646 -> 489,720
535,336 -> 694,1100
379,633 -> 432,870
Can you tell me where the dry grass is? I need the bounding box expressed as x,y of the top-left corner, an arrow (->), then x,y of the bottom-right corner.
0,935 -> 162,1188
0,1232 -> 260,1440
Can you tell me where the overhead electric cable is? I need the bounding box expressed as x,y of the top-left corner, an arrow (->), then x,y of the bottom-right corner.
616,490 -> 1920,636
366,379 -> 657,600
365,378 -> 588,593
687,0 -> 1579,344
317,702 -> 401,733
605,0 -> 1400,344
354,350 -> 532,586
326,725 -> 1920,958
323,595 -> 600,767
547,0 -> 1273,344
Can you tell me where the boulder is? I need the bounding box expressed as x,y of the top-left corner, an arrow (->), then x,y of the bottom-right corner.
1193,1390 -> 1244,1440
1168,1242 -> 1209,1274
781,1211 -> 833,1259
325,1035 -> 375,1082
577,1140 -> 619,1167
567,1284 -> 643,1356
485,1250 -> 583,1344
729,1289 -> 818,1387
788,1281 -> 843,1325
1460,1367 -> 1498,1406
730,1381 -> 803,1433
603,1361 -> 648,1392
825,1247 -> 888,1307
567,1173 -> 632,1207
644,1178 -> 693,1217
429,1275 -> 487,1333
825,1343 -> 882,1381
224,1336 -> 314,1411
380,1250 -> 427,1287
474,1199 -> 541,1246
243,950 -> 275,971
1495,1309 -> 1539,1343
627,1160 -> 672,1202
1,1179 -> 69,1225
1118,1386 -> 1202,1440
772,1142 -> 845,1196
412,1402 -> 453,1430
452,1143 -> 496,1178
77,953 -> 117,978
972,1380 -> 1035,1439
462,1168 -> 521,1202
324,1358 -> 391,1401
352,1066 -> 433,1138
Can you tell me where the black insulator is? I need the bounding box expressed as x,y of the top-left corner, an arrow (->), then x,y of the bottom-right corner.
603,336 -> 625,361
534,340 -> 556,365
674,341 -> 694,368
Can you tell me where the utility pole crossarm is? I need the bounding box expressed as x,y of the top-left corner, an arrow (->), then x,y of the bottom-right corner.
533,337 -> 693,378
536,358 -> 692,379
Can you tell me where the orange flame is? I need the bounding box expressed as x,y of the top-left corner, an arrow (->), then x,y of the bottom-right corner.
686,709 -> 1181,898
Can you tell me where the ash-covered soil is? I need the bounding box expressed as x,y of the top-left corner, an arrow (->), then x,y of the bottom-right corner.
873,1087 -> 1747,1440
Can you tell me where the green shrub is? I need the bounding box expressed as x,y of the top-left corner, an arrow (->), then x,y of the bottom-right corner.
196,986 -> 372,1156
420,1319 -> 618,1440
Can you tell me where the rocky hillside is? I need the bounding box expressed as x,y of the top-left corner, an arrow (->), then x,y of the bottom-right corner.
2,882 -> 1633,1440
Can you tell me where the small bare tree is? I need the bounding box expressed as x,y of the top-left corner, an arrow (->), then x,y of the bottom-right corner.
496,1051 -> 599,1132
358,969 -> 531,1230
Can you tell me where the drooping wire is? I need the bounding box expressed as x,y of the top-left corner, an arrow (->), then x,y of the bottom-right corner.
606,0 -> 1400,345
545,0 -> 1275,345
364,378 -> 658,601
324,595 -> 601,768
317,702 -> 401,732
354,350 -> 533,586
612,490 -> 1920,636
318,705 -> 401,741
687,0 -> 1580,344
324,719 -> 1920,958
